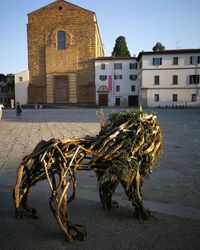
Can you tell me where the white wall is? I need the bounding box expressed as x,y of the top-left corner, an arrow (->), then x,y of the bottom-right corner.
147,88 -> 200,107
15,70 -> 29,105
141,53 -> 200,69
142,68 -> 200,88
95,58 -> 139,106
139,52 -> 200,107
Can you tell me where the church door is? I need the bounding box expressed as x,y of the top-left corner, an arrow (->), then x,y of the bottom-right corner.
54,76 -> 69,103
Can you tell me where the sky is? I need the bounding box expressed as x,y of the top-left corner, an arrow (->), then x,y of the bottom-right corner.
0,0 -> 200,74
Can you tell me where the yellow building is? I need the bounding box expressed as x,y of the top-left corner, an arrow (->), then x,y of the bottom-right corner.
27,0 -> 104,104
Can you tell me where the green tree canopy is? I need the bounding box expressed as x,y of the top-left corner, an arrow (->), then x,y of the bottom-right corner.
6,74 -> 14,85
152,42 -> 165,52
111,36 -> 131,57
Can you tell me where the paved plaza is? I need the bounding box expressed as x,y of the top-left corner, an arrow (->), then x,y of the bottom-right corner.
0,108 -> 200,249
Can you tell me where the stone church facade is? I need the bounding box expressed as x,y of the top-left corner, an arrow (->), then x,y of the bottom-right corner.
27,0 -> 104,104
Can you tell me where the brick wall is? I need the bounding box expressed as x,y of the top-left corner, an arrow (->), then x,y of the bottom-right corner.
27,0 -> 104,104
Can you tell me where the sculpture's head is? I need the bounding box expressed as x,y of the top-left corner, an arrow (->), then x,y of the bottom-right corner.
96,108 -> 164,179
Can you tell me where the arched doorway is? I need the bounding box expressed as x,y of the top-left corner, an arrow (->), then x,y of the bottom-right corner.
98,86 -> 108,106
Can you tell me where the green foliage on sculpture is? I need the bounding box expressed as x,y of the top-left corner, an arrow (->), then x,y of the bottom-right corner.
95,108 -> 163,187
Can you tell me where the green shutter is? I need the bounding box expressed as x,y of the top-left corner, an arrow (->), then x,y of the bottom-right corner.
189,75 -> 193,84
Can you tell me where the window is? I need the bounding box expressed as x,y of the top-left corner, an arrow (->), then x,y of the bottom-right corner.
101,63 -> 105,70
173,57 -> 179,65
173,94 -> 178,102
99,75 -> 107,81
154,75 -> 160,85
130,63 -> 137,69
130,75 -> 137,81
114,75 -> 122,80
154,94 -> 159,102
190,56 -> 200,64
19,77 -> 23,82
173,75 -> 178,85
57,31 -> 66,50
114,63 -> 122,70
189,75 -> 200,84
116,97 -> 120,106
153,58 -> 162,66
116,85 -> 120,92
131,85 -> 135,92
191,94 -> 197,102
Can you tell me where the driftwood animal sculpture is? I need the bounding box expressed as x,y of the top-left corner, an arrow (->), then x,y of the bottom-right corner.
13,109 -> 163,241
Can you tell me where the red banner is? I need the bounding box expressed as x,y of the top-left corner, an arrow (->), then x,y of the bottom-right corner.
108,75 -> 112,91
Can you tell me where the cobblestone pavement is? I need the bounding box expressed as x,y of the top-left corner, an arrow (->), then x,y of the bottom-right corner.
0,108 -> 200,249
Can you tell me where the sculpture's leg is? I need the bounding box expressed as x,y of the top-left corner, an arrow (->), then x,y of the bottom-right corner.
96,171 -> 119,210
20,185 -> 39,218
121,176 -> 151,220
13,163 -> 39,219
13,164 -> 24,219
49,179 -> 87,241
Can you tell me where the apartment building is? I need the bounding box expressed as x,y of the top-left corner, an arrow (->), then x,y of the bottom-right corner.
95,57 -> 139,106
0,74 -> 15,107
0,74 -> 8,106
138,49 -> 200,108
95,49 -> 200,108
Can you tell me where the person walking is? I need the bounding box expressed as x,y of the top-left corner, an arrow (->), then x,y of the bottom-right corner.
0,103 -> 4,120
16,102 -> 22,119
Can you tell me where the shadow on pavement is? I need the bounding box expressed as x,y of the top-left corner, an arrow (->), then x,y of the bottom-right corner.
0,185 -> 200,250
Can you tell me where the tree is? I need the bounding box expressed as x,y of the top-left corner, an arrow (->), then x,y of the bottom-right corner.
111,36 -> 131,57
6,74 -> 14,85
152,42 -> 165,52
6,74 -> 15,101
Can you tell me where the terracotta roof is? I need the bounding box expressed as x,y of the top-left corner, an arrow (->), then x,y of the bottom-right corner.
95,56 -> 137,61
137,49 -> 200,60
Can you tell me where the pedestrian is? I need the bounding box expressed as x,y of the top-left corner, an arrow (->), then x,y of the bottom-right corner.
0,103 -> 4,120
16,102 -> 22,119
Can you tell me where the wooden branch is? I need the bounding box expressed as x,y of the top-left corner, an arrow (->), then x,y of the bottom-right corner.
13,108 -> 164,241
